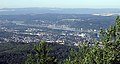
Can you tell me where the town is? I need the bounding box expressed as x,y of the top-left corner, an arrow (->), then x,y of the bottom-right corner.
0,14 -> 115,46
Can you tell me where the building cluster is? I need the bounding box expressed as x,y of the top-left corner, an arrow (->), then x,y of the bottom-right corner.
0,26 -> 95,46
0,20 -> 100,46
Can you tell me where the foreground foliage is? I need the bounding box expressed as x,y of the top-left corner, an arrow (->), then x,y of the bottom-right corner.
64,16 -> 120,64
25,41 -> 58,64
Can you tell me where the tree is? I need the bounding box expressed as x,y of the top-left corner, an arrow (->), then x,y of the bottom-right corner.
98,16 -> 120,64
64,41 -> 90,64
64,16 -> 120,64
25,41 -> 58,64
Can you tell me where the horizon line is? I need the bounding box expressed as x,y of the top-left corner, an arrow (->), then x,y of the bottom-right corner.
0,7 -> 120,9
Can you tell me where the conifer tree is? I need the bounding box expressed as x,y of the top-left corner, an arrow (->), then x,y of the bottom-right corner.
25,41 -> 57,64
64,16 -> 120,64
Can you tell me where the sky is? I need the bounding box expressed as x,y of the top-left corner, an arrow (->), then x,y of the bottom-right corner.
0,0 -> 120,8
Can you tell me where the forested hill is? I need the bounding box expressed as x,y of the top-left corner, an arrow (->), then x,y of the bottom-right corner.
0,42 -> 75,64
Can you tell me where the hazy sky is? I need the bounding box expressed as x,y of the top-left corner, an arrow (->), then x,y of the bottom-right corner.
0,0 -> 120,8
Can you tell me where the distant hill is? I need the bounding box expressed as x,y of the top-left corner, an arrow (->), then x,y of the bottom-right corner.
0,8 -> 120,15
